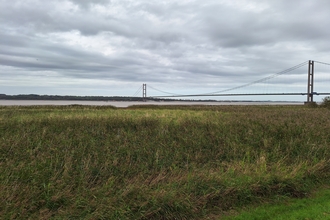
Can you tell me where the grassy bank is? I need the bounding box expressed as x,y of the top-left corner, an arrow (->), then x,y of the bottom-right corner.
224,187 -> 330,220
1,105 -> 330,219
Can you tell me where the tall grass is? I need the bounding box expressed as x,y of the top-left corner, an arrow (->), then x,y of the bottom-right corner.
0,105 -> 330,219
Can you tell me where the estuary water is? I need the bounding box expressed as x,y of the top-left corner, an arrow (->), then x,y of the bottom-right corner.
0,100 -> 303,108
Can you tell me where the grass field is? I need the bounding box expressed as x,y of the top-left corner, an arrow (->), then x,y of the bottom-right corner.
1,105 -> 329,219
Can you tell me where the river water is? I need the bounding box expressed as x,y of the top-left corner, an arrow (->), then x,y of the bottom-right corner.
0,100 -> 303,108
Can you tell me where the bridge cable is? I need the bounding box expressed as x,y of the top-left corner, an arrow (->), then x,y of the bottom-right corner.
147,85 -> 184,96
314,60 -> 330,94
132,85 -> 143,97
314,60 -> 330,66
198,61 -> 309,95
148,61 -> 309,98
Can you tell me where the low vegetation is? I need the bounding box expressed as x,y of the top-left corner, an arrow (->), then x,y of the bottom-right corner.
1,105 -> 330,219
321,96 -> 330,108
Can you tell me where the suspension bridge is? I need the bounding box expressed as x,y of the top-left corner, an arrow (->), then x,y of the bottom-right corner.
133,60 -> 330,103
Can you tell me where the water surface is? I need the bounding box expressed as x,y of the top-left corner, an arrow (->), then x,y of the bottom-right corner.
0,100 -> 303,108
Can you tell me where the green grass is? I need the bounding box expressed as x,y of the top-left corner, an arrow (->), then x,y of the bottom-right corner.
0,105 -> 330,219
224,187 -> 330,220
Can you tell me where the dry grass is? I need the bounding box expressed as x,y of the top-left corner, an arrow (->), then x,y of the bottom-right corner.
0,105 -> 330,219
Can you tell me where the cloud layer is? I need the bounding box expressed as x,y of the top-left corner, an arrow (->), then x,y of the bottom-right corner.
1,0 -> 330,100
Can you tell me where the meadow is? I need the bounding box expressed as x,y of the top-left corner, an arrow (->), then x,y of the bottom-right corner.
1,105 -> 330,219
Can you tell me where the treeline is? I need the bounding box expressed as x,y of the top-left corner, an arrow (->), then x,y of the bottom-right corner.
0,94 -> 146,101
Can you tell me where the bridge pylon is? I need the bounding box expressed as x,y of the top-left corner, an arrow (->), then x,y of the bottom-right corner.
142,84 -> 147,101
306,60 -> 315,103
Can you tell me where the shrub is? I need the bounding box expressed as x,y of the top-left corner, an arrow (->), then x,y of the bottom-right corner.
321,96 -> 330,108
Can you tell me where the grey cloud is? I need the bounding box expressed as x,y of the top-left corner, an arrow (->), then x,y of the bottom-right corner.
68,0 -> 111,9
0,0 -> 329,100
193,1 -> 330,49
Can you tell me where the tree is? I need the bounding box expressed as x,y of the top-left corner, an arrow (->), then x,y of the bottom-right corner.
321,96 -> 330,108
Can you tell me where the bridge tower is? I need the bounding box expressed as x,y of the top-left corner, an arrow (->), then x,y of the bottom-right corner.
142,83 -> 147,101
306,60 -> 315,103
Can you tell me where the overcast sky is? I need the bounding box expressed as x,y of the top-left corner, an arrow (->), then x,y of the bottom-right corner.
1,0 -> 330,101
